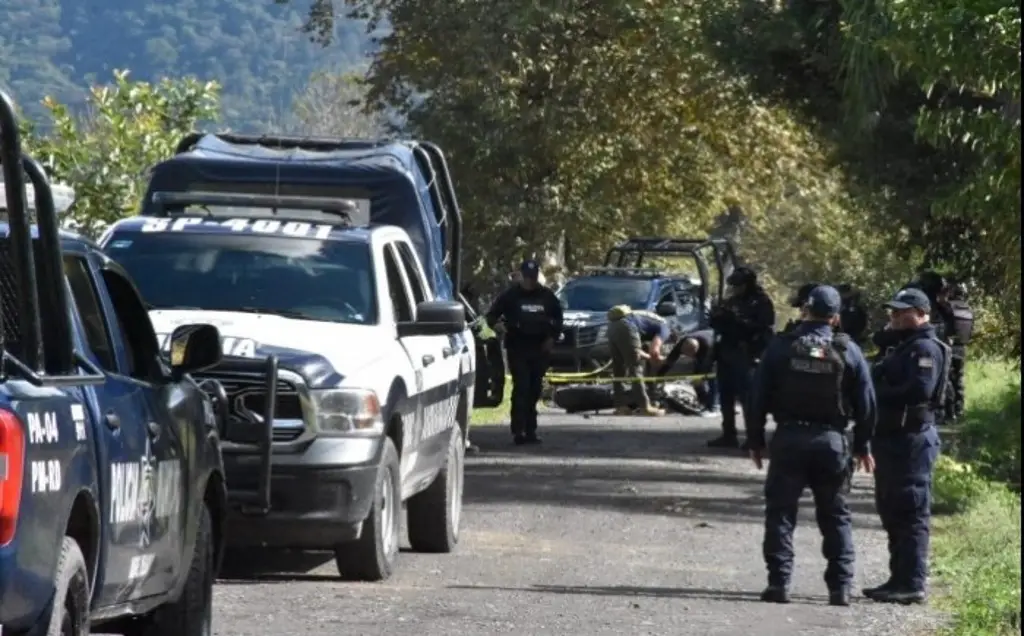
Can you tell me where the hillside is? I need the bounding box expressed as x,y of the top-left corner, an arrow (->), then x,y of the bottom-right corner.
0,0 -> 374,127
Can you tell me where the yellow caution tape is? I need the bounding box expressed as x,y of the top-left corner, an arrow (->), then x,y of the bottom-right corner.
501,372 -> 716,384
545,373 -> 716,385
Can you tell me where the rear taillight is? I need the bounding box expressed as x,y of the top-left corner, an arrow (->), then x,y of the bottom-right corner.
0,408 -> 25,546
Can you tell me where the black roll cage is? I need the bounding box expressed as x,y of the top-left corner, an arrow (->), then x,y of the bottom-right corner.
0,90 -> 104,386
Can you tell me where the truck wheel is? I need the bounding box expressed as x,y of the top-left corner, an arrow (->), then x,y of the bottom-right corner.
334,437 -> 401,581
47,537 -> 90,636
406,426 -> 464,553
136,504 -> 214,636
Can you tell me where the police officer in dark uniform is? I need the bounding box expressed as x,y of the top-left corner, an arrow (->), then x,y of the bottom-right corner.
463,284 -> 506,409
944,282 -> 973,420
864,287 -> 949,604
780,282 -> 820,334
708,267 -> 776,448
669,328 -> 718,414
485,259 -> 563,445
748,286 -> 877,606
837,284 -> 869,346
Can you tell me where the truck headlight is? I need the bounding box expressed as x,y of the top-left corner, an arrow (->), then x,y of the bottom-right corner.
596,325 -> 608,342
310,388 -> 384,436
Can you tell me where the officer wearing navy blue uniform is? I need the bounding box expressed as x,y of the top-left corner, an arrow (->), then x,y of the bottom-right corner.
748,286 -> 877,606
863,287 -> 948,604
485,259 -> 563,445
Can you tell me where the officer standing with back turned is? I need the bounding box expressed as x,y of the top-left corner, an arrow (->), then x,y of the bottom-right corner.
864,287 -> 948,604
748,286 -> 877,606
485,259 -> 563,445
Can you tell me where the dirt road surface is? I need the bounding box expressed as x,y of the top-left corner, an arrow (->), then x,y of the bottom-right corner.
203,413 -> 946,635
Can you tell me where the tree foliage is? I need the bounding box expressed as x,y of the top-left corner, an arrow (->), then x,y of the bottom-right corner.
283,0 -> 903,301
840,0 -> 1021,352
23,71 -> 221,237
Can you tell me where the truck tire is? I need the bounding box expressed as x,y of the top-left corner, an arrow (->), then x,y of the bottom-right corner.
334,437 -> 401,581
134,503 -> 214,636
406,426 -> 464,553
47,536 -> 90,636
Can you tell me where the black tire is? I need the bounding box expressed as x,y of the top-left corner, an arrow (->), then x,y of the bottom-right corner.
407,426 -> 464,553
334,437 -> 401,581
135,504 -> 214,636
47,536 -> 90,636
552,384 -> 615,413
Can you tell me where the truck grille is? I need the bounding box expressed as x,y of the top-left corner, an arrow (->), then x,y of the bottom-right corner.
560,325 -> 600,348
194,371 -> 305,442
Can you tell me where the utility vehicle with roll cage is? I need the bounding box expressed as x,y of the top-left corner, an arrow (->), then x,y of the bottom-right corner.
0,92 -> 277,636
550,236 -> 738,373
99,133 -> 475,582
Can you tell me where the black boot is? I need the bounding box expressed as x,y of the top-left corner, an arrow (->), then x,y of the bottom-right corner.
513,434 -> 527,446
872,588 -> 927,605
862,580 -> 895,599
759,586 -> 790,604
829,589 -> 851,606
524,432 -> 542,445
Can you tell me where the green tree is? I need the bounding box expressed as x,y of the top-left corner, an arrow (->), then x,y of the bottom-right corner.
840,0 -> 1021,352
24,70 -> 221,237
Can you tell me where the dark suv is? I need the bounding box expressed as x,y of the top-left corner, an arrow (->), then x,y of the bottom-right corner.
550,269 -> 705,372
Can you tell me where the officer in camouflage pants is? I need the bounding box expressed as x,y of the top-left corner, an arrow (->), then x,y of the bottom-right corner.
606,305 -> 667,416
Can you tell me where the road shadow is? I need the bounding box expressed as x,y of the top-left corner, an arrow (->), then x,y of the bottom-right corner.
448,583 -> 828,606
217,549 -> 338,584
465,421 -> 882,527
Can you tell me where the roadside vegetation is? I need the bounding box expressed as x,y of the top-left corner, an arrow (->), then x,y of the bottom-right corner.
932,360 -> 1021,635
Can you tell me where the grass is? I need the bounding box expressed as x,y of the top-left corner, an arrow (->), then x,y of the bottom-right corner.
931,359 -> 1022,636
470,394 -> 511,426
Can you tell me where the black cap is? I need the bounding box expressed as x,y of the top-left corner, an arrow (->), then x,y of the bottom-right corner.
884,287 -> 931,312
520,259 -> 540,280
806,285 -> 842,316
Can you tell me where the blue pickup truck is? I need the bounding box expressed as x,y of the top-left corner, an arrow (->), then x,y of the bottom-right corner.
0,92 -> 273,635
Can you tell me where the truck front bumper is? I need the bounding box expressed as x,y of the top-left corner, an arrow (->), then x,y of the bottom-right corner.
548,343 -> 611,374
223,437 -> 382,550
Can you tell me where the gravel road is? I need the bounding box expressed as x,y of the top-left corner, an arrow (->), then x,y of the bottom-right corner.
204,413 -> 946,636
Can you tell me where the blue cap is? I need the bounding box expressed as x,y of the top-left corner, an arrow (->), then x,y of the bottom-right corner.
885,287 -> 930,312
805,285 -> 842,316
520,259 -> 540,279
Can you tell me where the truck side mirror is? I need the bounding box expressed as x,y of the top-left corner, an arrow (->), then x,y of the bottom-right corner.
397,301 -> 466,337
169,324 -> 223,380
656,301 -> 677,317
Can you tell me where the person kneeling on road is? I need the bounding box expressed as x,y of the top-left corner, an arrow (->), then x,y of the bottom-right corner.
748,285 -> 877,607
606,305 -> 668,416
673,329 -> 719,416
485,259 -> 563,445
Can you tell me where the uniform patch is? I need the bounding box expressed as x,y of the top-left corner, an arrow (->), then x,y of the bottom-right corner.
918,357 -> 934,368
809,347 -> 825,359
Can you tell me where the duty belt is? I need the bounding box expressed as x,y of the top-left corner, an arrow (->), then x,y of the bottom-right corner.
778,419 -> 846,431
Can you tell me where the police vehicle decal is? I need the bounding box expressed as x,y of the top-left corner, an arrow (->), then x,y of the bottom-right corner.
140,216 -> 336,238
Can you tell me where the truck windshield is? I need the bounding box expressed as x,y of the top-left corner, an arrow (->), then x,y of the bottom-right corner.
104,232 -> 377,325
557,278 -> 653,312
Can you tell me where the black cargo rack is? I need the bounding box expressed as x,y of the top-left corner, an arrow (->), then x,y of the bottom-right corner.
581,266 -> 667,278
172,133 -> 464,295
0,90 -> 105,387
603,237 -> 739,305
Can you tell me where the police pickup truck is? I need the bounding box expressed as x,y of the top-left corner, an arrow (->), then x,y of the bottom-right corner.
99,133 -> 475,582
0,93 -> 276,636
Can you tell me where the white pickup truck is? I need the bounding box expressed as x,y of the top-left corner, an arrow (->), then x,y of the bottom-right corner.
100,134 -> 476,582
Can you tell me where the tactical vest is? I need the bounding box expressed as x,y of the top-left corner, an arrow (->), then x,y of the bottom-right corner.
949,301 -> 974,345
514,298 -> 552,336
773,333 -> 849,424
877,335 -> 951,431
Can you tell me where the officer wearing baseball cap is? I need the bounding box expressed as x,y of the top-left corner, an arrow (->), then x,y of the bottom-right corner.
863,286 -> 949,604
748,285 -> 877,606
485,259 -> 563,445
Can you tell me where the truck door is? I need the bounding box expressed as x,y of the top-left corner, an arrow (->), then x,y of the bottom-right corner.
382,244 -> 449,484
63,254 -> 156,606
95,265 -> 188,601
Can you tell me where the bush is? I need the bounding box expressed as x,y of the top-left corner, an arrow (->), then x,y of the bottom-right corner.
932,359 -> 1022,635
